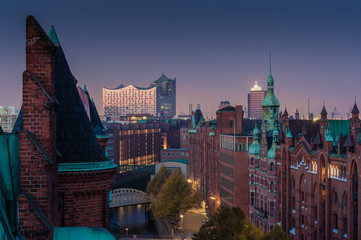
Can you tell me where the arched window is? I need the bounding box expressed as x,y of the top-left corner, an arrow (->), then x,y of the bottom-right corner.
270,162 -> 274,171
251,157 -> 254,165
251,175 -> 254,184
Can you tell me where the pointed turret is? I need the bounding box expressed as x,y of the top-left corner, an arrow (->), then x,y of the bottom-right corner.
249,124 -> 261,155
351,100 -> 360,129
261,52 -> 280,131
83,84 -> 88,92
49,25 -> 60,44
268,128 -> 279,158
351,102 -> 360,114
320,105 -> 327,117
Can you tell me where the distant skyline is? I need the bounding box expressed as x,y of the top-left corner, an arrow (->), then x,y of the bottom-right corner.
1,0 -> 361,118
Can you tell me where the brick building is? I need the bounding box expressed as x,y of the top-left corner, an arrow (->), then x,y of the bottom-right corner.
248,69 -> 280,233
107,122 -> 161,166
248,65 -> 361,240
161,148 -> 189,162
189,106 -> 253,216
4,16 -> 116,239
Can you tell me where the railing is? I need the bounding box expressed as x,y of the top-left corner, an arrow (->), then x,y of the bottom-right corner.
118,164 -> 155,173
110,188 -> 152,207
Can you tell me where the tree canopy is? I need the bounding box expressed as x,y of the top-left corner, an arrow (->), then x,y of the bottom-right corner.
147,165 -> 171,198
149,168 -> 200,229
193,206 -> 287,240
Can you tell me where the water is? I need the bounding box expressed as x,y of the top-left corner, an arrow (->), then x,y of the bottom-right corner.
110,204 -> 158,238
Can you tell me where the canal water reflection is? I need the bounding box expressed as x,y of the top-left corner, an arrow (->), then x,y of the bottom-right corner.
110,204 -> 158,237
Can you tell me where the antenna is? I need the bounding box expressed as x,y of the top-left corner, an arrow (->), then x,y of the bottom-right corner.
269,49 -> 272,75
308,99 -> 310,120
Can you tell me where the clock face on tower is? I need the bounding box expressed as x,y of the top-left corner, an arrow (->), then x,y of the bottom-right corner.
265,108 -> 269,114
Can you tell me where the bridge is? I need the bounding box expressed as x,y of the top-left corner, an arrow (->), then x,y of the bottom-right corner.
110,188 -> 153,208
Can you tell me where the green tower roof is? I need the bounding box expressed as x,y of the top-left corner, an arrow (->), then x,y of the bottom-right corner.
49,25 -> 59,43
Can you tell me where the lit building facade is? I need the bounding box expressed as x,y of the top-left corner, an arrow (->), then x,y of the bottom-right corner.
103,74 -> 176,118
248,81 -> 267,119
248,67 -> 361,240
188,106 -> 253,217
107,122 -> 161,166
248,69 -> 280,233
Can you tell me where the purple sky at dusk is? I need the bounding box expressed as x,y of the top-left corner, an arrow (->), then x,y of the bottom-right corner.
1,0 -> 361,118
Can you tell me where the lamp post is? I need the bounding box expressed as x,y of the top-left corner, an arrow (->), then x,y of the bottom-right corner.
180,214 -> 184,229
125,227 -> 128,238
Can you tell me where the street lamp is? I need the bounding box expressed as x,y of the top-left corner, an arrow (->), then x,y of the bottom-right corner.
180,214 -> 184,228
125,228 -> 128,238
210,196 -> 216,200
187,179 -> 192,183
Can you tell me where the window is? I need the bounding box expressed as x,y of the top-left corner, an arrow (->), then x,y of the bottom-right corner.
230,120 -> 233,128
251,157 -> 254,165
251,175 -> 254,184
270,202 -> 274,216
343,218 -> 347,235
334,214 -> 338,229
270,182 -> 273,191
270,162 -> 274,171
251,192 -> 254,205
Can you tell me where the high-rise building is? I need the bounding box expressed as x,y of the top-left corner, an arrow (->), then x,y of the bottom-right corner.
103,74 -> 176,118
0,106 -> 18,132
248,81 -> 267,119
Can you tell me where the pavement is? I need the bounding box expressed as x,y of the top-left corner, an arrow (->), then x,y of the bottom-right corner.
179,207 -> 208,239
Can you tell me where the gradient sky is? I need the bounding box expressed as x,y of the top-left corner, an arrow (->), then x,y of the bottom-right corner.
1,0 -> 361,118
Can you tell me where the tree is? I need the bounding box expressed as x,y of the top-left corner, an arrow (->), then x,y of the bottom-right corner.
147,165 -> 171,198
193,205 -> 247,240
193,206 -> 287,240
150,168 -> 199,229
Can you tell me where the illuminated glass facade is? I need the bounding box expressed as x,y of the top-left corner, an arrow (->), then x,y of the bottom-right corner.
103,74 -> 176,117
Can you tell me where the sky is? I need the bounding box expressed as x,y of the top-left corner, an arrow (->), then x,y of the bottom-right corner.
1,0 -> 361,118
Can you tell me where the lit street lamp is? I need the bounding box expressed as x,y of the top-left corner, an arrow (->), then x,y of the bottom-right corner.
125,227 -> 128,238
180,214 -> 184,228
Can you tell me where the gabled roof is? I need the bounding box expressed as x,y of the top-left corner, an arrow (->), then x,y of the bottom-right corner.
288,120 -> 320,142
81,86 -> 105,135
343,134 -> 355,147
153,74 -> 173,83
217,106 -> 236,112
51,26 -> 107,163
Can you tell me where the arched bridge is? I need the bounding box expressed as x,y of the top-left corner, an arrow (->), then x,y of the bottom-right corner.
110,188 -> 152,208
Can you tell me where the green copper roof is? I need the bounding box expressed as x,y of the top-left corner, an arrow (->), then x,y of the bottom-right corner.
58,159 -> 116,172
324,127 -> 334,142
262,92 -> 279,107
328,120 -> 350,144
83,85 -> 88,92
285,126 -> 293,138
249,126 -> 260,155
268,129 -> 279,158
164,159 -> 189,165
49,25 -> 59,43
53,227 -> 115,240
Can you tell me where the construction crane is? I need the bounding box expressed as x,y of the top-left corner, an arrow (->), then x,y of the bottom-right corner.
331,107 -> 340,120
346,107 -> 352,119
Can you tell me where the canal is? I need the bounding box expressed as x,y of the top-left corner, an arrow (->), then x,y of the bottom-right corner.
110,204 -> 158,238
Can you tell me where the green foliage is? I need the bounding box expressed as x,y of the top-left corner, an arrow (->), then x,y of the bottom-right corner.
150,168 -> 199,229
193,206 -> 287,240
146,165 -> 171,198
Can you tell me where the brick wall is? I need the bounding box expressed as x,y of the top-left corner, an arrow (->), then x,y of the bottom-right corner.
58,169 -> 114,229
19,15 -> 59,240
